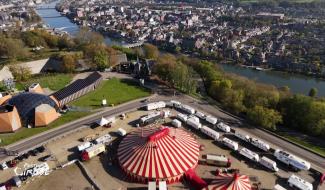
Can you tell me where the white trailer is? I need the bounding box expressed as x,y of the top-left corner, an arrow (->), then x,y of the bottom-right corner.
239,148 -> 259,162
177,113 -> 188,122
140,112 -> 163,125
234,131 -> 250,142
148,182 -> 156,190
205,154 -> 231,167
195,111 -> 206,119
180,104 -> 195,114
77,142 -> 93,152
205,115 -> 218,125
146,101 -> 166,111
273,184 -> 287,190
251,138 -> 270,151
259,156 -> 279,172
216,122 -> 231,133
117,128 -> 127,136
186,117 -> 202,130
200,126 -> 219,140
222,137 -> 238,151
287,174 -> 313,190
274,149 -> 311,171
189,115 -> 200,123
170,100 -> 181,108
172,119 -> 182,128
81,144 -> 106,161
95,134 -> 112,145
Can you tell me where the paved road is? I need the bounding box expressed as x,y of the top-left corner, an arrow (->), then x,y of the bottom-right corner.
1,86 -> 325,173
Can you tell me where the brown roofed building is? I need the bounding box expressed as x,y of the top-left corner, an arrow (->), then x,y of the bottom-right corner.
0,105 -> 22,133
35,104 -> 60,127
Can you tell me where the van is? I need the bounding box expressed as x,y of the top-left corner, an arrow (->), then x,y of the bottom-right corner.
259,156 -> 279,172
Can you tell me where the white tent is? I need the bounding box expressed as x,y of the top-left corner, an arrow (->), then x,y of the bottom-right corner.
97,117 -> 109,126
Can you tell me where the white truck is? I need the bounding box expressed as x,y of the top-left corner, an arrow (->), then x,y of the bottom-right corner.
195,111 -> 206,119
287,174 -> 313,190
216,122 -> 231,133
205,115 -> 218,126
200,126 -> 219,140
259,156 -> 279,172
81,144 -> 106,161
177,113 -> 188,122
180,104 -> 195,114
250,138 -> 270,152
77,142 -> 93,152
146,101 -> 166,111
222,137 -> 238,151
239,148 -> 259,162
171,119 -> 182,128
95,134 -> 113,145
274,149 -> 311,171
186,117 -> 202,130
234,131 -> 250,142
117,128 -> 127,136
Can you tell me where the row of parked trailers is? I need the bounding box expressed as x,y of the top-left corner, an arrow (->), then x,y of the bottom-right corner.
165,100 -> 311,173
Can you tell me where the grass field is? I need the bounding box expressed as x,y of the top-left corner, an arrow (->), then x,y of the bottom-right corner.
280,133 -> 325,157
0,111 -> 90,146
16,73 -> 73,91
71,78 -> 151,109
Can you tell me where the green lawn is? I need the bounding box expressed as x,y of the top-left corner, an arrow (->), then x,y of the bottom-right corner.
16,73 -> 73,91
71,78 -> 151,109
280,133 -> 325,157
0,111 -> 90,146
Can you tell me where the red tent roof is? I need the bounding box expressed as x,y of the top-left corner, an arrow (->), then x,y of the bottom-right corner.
117,126 -> 200,183
203,173 -> 252,190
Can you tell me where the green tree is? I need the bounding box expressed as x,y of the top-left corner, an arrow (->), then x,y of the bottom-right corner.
0,37 -> 27,59
9,65 -> 32,82
308,87 -> 318,97
93,50 -> 109,71
143,43 -> 159,60
62,54 -> 76,73
247,106 -> 282,131
58,35 -> 75,50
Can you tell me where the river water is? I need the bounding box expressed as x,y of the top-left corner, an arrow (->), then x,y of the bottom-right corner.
37,2 -> 325,96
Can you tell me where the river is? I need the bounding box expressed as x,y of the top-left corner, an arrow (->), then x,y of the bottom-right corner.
36,2 -> 325,96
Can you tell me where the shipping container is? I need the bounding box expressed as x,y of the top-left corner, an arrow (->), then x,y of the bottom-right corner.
234,131 -> 250,142
205,115 -> 218,126
171,119 -> 182,128
222,137 -> 238,151
146,101 -> 166,111
77,142 -> 93,152
216,122 -> 231,133
239,148 -> 259,162
287,175 -> 313,190
250,138 -> 270,152
177,113 -> 188,122
205,154 -> 231,167
274,149 -> 311,171
186,117 -> 202,130
81,144 -> 106,161
200,126 -> 219,140
117,128 -> 127,136
95,134 -> 112,145
259,156 -> 279,172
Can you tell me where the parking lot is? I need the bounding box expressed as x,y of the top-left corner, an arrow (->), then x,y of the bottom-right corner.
1,105 -> 324,190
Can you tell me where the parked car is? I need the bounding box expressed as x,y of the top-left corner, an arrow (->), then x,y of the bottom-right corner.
36,146 -> 45,153
0,162 -> 8,170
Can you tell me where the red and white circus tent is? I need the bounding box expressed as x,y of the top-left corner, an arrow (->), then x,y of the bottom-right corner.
203,173 -> 252,190
117,126 -> 200,184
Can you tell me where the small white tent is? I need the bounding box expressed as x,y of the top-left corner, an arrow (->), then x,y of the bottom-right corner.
97,117 -> 109,126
